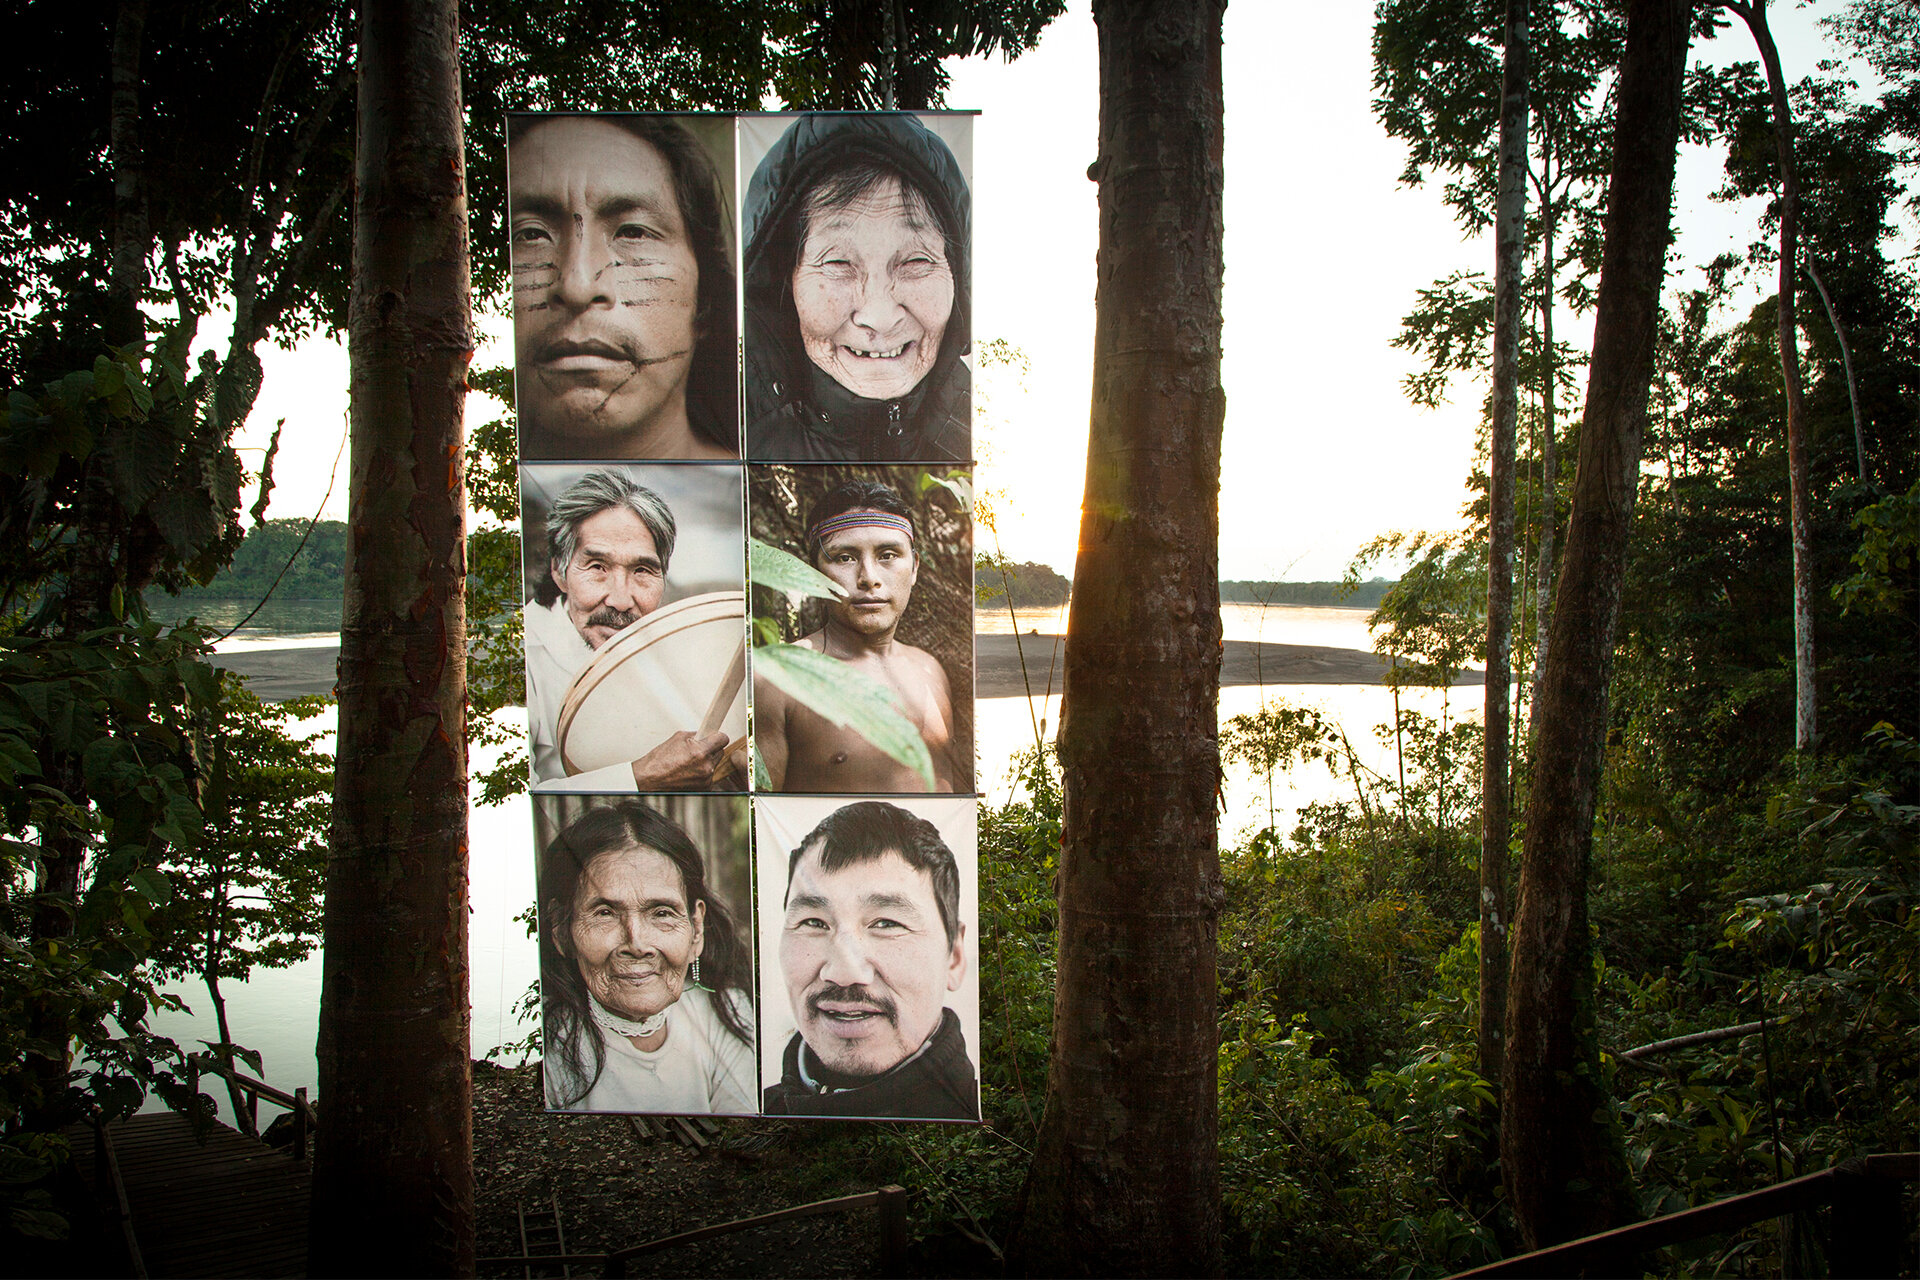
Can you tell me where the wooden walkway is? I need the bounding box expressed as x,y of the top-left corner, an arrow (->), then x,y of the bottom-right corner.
75,1112 -> 310,1278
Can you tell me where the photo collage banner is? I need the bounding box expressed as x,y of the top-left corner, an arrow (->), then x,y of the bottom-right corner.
508,111 -> 979,1123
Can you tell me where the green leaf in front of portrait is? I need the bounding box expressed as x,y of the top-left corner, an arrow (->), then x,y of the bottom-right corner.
752,643 -> 934,789
748,537 -> 844,603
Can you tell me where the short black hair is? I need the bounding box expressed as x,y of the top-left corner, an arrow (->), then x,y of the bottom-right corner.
804,480 -> 915,562
786,801 -> 961,948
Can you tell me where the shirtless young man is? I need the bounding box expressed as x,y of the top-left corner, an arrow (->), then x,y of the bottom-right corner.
756,481 -> 961,793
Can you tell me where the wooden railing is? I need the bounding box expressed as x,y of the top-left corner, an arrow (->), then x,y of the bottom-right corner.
1454,1152 -> 1918,1278
476,1185 -> 910,1276
91,1112 -> 149,1280
185,1052 -> 312,1161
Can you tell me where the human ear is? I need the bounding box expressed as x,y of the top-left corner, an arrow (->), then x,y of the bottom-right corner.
550,559 -> 568,597
690,899 -> 706,960
946,922 -> 966,991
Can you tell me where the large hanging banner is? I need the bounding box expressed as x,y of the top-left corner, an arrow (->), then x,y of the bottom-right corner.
506,111 -> 977,1123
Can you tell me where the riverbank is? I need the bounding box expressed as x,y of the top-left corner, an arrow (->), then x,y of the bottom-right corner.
214,633 -> 1480,703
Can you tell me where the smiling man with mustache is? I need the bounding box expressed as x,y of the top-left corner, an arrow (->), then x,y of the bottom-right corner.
764,800 -> 978,1120
510,114 -> 739,459
525,469 -> 730,792
754,479 -> 961,793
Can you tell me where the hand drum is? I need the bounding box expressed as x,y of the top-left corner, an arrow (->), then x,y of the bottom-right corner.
555,590 -> 748,777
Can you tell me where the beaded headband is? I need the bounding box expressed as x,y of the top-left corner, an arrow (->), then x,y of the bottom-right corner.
808,509 -> 915,547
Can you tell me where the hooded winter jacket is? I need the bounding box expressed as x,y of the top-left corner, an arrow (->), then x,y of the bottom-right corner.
742,113 -> 971,463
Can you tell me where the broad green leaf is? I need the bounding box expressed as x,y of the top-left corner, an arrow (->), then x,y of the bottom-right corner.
919,470 -> 972,512
752,643 -> 934,788
749,537 -> 844,602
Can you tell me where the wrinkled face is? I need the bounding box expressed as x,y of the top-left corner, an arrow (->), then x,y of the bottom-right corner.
790,177 -> 954,402
512,119 -> 700,450
780,845 -> 964,1078
551,506 -> 667,650
815,513 -> 917,639
561,844 -> 705,1024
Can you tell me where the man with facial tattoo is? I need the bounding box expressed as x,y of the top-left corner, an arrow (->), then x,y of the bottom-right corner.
510,114 -> 739,459
525,469 -> 730,791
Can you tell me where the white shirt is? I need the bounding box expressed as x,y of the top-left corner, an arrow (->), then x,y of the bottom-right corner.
524,597 -> 638,792
545,987 -> 757,1116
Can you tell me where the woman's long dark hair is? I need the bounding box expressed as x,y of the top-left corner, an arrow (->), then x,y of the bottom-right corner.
538,803 -> 752,1107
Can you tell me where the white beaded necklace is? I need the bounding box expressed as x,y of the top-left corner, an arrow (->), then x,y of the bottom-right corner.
591,1002 -> 669,1041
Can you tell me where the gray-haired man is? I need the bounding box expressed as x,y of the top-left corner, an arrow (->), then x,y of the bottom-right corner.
525,468 -> 729,791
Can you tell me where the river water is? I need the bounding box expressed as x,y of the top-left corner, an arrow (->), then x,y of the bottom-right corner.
145,602 -> 1482,1120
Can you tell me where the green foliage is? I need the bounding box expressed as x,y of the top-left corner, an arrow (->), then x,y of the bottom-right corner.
168,519 -> 348,602
1348,530 -> 1485,690
464,365 -> 530,806
750,643 -> 936,791
973,559 -> 1070,609
147,678 -> 331,991
1,333 -> 245,619
1833,479 -> 1918,616
0,621 -> 221,1233
1220,579 -> 1393,608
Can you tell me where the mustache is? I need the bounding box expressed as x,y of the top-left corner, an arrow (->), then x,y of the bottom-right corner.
585,605 -> 640,632
807,983 -> 897,1023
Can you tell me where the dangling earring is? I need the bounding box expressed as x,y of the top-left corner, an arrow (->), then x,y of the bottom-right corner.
689,958 -> 702,987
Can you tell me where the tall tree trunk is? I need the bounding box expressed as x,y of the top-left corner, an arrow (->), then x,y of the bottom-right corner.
1726,0 -> 1815,749
1533,204 -> 1559,690
1803,253 -> 1865,482
1008,1 -> 1226,1272
107,0 -> 149,350
309,0 -> 474,1272
1482,0 -> 1529,1087
1501,0 -> 1690,1250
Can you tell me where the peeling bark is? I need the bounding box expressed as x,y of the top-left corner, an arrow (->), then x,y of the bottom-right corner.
1007,1 -> 1227,1273
308,0 -> 474,1271
1501,0 -> 1691,1250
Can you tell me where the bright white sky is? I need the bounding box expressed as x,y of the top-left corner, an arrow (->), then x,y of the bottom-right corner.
221,0 -> 1861,583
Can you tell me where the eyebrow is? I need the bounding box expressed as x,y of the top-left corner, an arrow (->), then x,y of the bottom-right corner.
513,193 -> 680,226
860,892 -> 924,917
822,532 -> 912,554
573,541 -> 663,572
584,894 -> 684,912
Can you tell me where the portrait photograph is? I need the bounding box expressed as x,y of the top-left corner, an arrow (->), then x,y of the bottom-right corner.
508,112 -> 740,461
753,795 -> 980,1123
534,794 -> 756,1116
749,462 -> 973,795
521,462 -> 748,793
739,112 -> 973,464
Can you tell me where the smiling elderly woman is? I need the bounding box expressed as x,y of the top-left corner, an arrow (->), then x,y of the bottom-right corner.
538,803 -> 756,1114
743,113 -> 971,463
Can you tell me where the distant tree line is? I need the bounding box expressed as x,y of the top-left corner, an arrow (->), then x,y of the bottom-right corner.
172,518 -> 349,600
1221,578 -> 1391,607
975,569 -> 1394,611
976,559 -> 1072,608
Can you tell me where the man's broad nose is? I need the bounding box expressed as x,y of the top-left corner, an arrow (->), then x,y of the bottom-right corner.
819,932 -> 877,985
555,234 -> 609,310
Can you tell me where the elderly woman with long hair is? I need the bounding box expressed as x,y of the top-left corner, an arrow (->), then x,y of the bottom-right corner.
538,803 -> 755,1113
